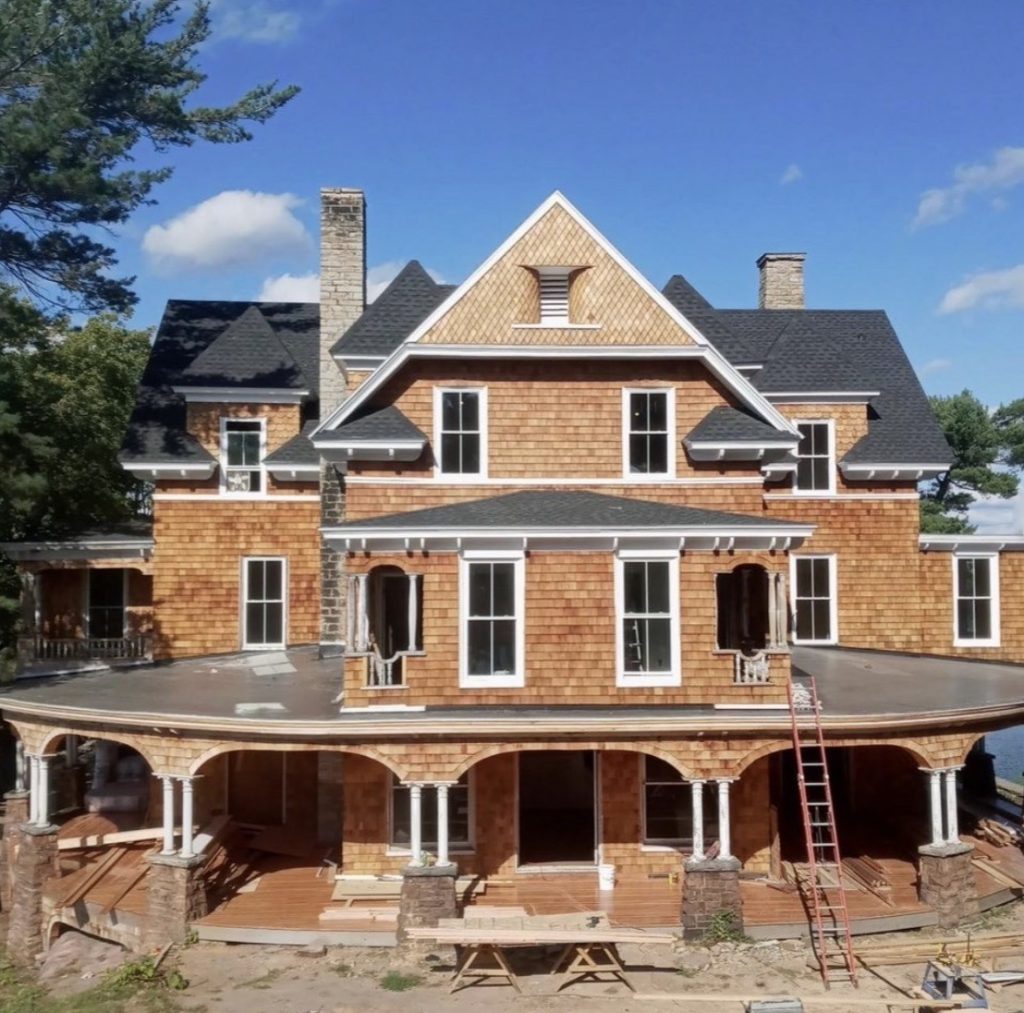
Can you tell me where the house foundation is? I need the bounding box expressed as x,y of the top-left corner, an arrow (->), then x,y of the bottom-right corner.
6,818 -> 59,964
918,843 -> 979,929
144,853 -> 209,949
396,863 -> 459,942
681,857 -> 744,940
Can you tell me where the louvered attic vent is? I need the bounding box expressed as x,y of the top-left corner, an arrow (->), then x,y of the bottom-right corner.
537,267 -> 571,324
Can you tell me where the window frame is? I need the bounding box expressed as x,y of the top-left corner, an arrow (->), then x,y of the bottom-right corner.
219,417 -> 267,497
433,387 -> 488,480
85,568 -> 128,640
952,552 -> 1000,648
791,418 -> 836,496
458,550 -> 525,688
614,549 -> 681,688
241,556 -> 288,650
622,388 -> 676,481
789,554 -> 838,646
640,756 -> 715,850
388,772 -> 475,855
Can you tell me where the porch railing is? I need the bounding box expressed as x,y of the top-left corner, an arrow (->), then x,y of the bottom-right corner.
19,634 -> 153,663
733,649 -> 787,685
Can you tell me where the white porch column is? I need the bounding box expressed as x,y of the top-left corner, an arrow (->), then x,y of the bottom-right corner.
408,783 -> 424,865
436,782 -> 450,866
716,779 -> 733,860
28,754 -> 40,824
14,739 -> 26,793
690,780 -> 706,861
159,776 -> 177,855
179,776 -> 196,859
35,755 -> 51,827
923,767 -> 944,847
944,767 -> 961,845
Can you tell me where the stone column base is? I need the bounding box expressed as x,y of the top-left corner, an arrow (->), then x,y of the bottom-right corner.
397,863 -> 458,943
1,791 -> 30,912
918,843 -> 979,929
144,853 -> 209,950
681,857 -> 744,940
6,821 -> 59,965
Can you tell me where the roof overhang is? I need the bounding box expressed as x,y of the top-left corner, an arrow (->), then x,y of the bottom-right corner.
313,438 -> 426,463
0,538 -> 153,562
120,461 -> 217,481
171,386 -> 309,404
684,438 -> 798,462
333,354 -> 386,370
763,391 -> 881,405
919,534 -> 1024,553
841,462 -> 948,481
266,464 -> 320,482
323,523 -> 815,554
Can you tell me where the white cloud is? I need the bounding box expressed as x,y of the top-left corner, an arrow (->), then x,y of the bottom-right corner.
258,272 -> 320,302
143,190 -> 310,271
366,261 -> 446,303
214,1 -> 301,43
779,163 -> 803,185
920,357 -> 952,374
938,263 -> 1024,314
969,487 -> 1024,534
913,146 -> 1024,228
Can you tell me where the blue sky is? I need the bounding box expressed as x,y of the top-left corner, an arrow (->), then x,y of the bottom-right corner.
121,0 -> 1024,415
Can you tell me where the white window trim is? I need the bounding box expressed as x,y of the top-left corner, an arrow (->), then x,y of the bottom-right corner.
621,387 -> 677,481
614,548 -> 681,687
789,553 -> 839,646
952,552 -> 1001,648
433,387 -> 488,481
791,418 -> 836,497
458,550 -> 525,688
219,417 -> 268,498
241,556 -> 288,650
386,772 -> 476,855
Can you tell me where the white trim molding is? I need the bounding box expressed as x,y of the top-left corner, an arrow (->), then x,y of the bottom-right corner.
842,462 -> 949,481
122,461 -> 217,481
154,493 -> 319,502
458,550 -> 525,689
920,534 -> 1024,553
614,548 -> 681,688
433,386 -> 488,480
952,552 -> 1001,648
266,464 -> 320,482
0,538 -> 153,562
172,386 -> 309,404
790,553 -> 839,646
763,391 -> 880,404
314,438 -> 426,463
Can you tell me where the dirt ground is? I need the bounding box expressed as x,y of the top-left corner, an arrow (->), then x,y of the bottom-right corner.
19,899 -> 1024,1012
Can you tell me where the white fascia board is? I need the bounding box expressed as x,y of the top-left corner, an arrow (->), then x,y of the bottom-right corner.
763,391 -> 881,404
333,354 -> 385,370
171,386 -> 309,404
0,540 -> 153,561
122,461 -> 216,480
313,191 -> 796,437
920,534 -> 1024,552
267,465 -> 319,482
685,438 -> 798,460
312,437 -> 425,463
841,462 -> 949,480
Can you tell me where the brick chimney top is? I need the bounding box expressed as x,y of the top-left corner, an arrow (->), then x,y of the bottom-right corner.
757,252 -> 805,309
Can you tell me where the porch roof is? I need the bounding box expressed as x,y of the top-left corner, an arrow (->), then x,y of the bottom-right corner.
0,520 -> 154,562
1,645 -> 1023,738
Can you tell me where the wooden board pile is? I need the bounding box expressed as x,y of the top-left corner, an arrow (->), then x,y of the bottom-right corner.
854,930 -> 1024,968
841,856 -> 893,906
973,817 -> 1023,849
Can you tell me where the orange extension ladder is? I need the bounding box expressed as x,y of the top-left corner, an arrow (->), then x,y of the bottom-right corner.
786,676 -> 858,988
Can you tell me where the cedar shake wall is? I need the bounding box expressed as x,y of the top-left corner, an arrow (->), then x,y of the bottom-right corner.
343,549 -> 790,707
150,499 -> 319,658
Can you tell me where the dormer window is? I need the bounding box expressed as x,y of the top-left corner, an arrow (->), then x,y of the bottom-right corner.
537,267 -> 571,324
222,418 -> 265,493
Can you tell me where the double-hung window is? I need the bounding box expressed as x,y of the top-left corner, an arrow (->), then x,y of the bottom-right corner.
243,557 -> 286,649
624,389 -> 674,478
391,774 -> 472,852
953,554 -> 1000,647
460,553 -> 524,687
436,388 -> 486,477
222,418 -> 264,494
793,420 -> 834,494
791,555 -> 837,645
616,553 -> 680,687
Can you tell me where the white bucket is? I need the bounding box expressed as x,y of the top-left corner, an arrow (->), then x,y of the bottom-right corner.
597,863 -> 615,891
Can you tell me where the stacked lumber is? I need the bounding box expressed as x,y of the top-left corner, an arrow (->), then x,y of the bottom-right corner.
854,930 -> 1024,967
842,856 -> 893,905
974,817 -> 1022,848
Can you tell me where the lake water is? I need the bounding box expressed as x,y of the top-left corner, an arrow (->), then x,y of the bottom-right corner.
987,724 -> 1024,785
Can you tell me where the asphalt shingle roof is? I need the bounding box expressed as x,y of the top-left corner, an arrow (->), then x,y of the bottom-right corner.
330,260 -> 455,358
686,405 -> 794,444
263,421 -> 319,467
120,301 -> 318,464
662,275 -> 759,362
329,405 -> 427,443
335,490 -> 791,531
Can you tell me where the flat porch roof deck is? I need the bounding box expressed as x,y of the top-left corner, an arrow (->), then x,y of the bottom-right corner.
2,645 -> 1024,733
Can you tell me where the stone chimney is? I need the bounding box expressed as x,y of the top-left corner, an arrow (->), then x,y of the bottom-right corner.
757,252 -> 805,309
319,188 -> 366,414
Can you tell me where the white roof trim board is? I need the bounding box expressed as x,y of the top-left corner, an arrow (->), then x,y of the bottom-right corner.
841,462 -> 948,480
171,386 -> 308,404
919,534 -> 1024,553
313,192 -> 798,440
123,462 -> 217,480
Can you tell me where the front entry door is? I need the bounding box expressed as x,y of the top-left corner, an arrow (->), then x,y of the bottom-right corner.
518,751 -> 597,865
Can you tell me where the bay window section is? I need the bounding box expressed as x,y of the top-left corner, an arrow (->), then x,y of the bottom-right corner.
391,774 -> 471,853
954,554 -> 999,647
616,553 -> 680,687
460,553 -> 525,688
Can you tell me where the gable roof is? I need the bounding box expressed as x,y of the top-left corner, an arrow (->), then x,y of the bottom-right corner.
686,405 -> 795,445
329,404 -> 427,443
263,420 -> 319,467
179,305 -> 309,390
330,260 -> 454,359
120,301 -> 318,465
